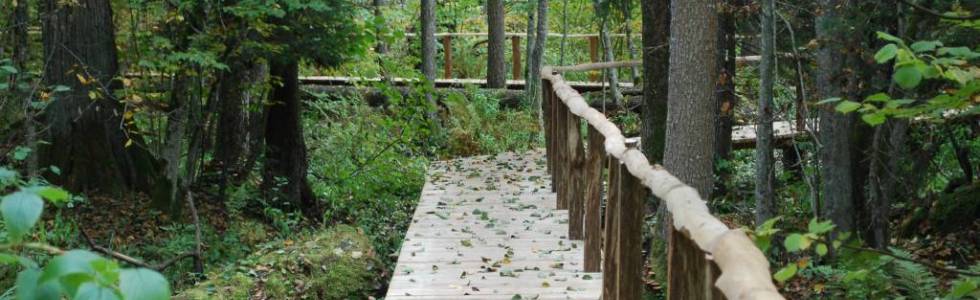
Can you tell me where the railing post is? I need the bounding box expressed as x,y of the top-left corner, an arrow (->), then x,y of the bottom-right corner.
542,78 -> 554,175
668,222 -> 724,300
588,36 -> 599,81
442,36 -> 453,79
614,162 -> 648,300
511,36 -> 522,80
602,160 -> 622,299
583,125 -> 605,272
554,99 -> 568,209
566,113 -> 585,240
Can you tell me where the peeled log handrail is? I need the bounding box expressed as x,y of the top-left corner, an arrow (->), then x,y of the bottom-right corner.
550,56 -> 770,73
542,65 -> 783,300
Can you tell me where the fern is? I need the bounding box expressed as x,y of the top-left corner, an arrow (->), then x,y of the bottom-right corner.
887,247 -> 940,299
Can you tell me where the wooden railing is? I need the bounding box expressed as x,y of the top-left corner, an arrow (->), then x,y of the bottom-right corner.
541,64 -> 784,300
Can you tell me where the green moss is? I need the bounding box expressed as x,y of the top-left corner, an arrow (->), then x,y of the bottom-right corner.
176,225 -> 380,300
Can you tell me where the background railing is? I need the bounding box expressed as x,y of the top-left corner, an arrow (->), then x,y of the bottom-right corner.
541,64 -> 784,300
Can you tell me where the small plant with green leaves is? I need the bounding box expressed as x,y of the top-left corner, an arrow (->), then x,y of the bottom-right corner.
0,167 -> 171,300
820,31 -> 978,126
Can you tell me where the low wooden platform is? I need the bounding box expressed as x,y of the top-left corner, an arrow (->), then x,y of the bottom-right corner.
386,150 -> 602,299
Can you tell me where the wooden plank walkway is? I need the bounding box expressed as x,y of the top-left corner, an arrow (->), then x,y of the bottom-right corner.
299,76 -> 633,92
386,149 -> 602,299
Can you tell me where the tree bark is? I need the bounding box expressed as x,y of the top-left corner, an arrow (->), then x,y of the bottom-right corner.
264,60 -> 319,221
597,15 -> 624,105
755,0 -> 776,225
216,61 -> 268,184
524,1 -> 537,103
816,0 -> 862,235
664,0 -> 717,198
420,0 -> 437,83
374,0 -> 388,54
714,0 -> 738,195
40,0 -> 160,195
529,0 -> 548,113
487,0 -> 506,88
10,0 -> 35,178
640,0 -> 669,164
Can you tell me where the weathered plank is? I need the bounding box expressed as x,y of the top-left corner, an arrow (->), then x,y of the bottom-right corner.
566,114 -> 586,240
601,161 -> 622,299
667,225 -> 724,300
615,169 -> 649,300
583,125 -> 605,272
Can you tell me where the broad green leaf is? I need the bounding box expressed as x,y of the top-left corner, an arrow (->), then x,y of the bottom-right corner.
909,40 -> 941,52
773,264 -> 797,283
784,233 -> 805,252
1,191 -> 45,242
816,97 -> 842,105
49,166 -> 61,176
874,44 -> 898,63
0,167 -> 17,185
893,66 -> 922,89
865,93 -> 891,103
75,282 -> 121,300
52,85 -> 72,93
0,65 -> 18,74
948,279 -> 978,298
39,250 -> 102,284
13,146 -> 31,161
0,253 -> 19,265
885,99 -> 916,109
16,268 -> 62,300
938,47 -> 980,59
808,219 -> 835,234
119,268 -> 171,300
875,31 -> 903,44
862,113 -> 887,126
37,187 -> 71,203
815,243 -> 829,256
835,101 -> 862,113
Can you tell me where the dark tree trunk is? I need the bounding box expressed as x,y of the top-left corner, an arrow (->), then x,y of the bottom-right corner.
529,0 -> 548,112
713,0 -> 738,195
420,0 -> 437,83
10,0 -> 36,178
664,0 -> 717,198
755,0 -> 776,225
815,0 -> 867,235
374,0 -> 388,54
640,0 -> 669,163
640,0 -> 671,285
216,61 -> 268,184
40,0 -> 160,195
264,60 -> 319,221
487,0 -> 507,88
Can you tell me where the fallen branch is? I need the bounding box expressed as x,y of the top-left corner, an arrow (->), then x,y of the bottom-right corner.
80,229 -> 197,271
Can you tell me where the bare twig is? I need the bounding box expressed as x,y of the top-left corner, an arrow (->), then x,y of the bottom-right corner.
898,0 -> 979,20
186,191 -> 205,274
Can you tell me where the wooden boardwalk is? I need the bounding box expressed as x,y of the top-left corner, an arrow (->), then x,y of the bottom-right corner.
386,149 -> 602,299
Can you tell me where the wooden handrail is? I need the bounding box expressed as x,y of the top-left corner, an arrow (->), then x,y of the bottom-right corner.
541,64 -> 784,300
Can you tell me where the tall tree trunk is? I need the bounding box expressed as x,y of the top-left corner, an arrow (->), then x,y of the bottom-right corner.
420,0 -> 437,83
487,0 -> 506,88
10,0 -> 36,178
524,1 -> 537,102
162,74 -> 189,213
713,0 -> 738,195
559,0 -> 568,65
664,0 -> 717,198
374,0 -> 388,54
264,60 -> 319,221
816,0 -> 862,235
755,0 -> 776,225
216,61 -> 267,183
527,0 -> 548,106
40,0 -> 160,195
640,0 -> 669,163
640,0 -> 671,286
622,0 -> 639,84
596,15 -> 624,105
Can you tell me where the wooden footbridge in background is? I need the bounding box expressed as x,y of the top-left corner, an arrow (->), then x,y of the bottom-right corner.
387,62 -> 787,299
